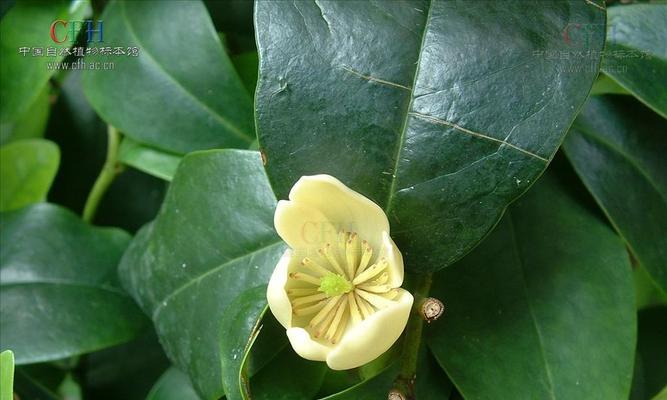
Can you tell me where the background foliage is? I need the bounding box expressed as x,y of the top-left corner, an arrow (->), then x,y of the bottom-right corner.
0,1 -> 665,399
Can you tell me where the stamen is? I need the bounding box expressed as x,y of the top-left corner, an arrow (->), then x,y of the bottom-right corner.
309,295 -> 342,328
345,232 -> 359,278
356,241 -> 373,275
331,308 -> 349,344
319,245 -> 346,276
357,283 -> 392,293
356,296 -> 374,318
352,258 -> 388,285
347,292 -> 362,324
337,231 -> 348,261
289,272 -> 321,286
291,292 -> 328,307
302,257 -> 333,276
355,288 -> 394,309
293,300 -> 326,316
287,288 -> 319,296
325,296 -> 348,341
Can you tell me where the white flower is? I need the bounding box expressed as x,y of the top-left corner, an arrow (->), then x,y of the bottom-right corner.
266,175 -> 414,370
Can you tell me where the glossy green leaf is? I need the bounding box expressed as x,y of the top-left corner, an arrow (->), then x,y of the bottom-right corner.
630,306 -> 667,400
0,0 -> 88,123
255,0 -> 605,272
0,350 -> 13,400
249,347 -> 327,400
82,0 -> 254,155
590,74 -> 630,96
634,264 -> 667,310
0,203 -> 147,364
0,85 -> 50,146
602,5 -> 667,118
428,172 -> 636,399
119,150 -> 286,399
0,139 -> 59,211
81,330 -> 169,400
146,368 -> 201,400
118,138 -> 181,181
320,364 -> 397,400
563,96 -> 667,292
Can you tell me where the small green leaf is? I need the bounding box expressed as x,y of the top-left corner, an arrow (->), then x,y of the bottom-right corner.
82,0 -> 254,154
255,0 -> 605,272
0,0 -> 88,123
0,85 -> 50,146
563,96 -> 667,293
602,5 -> 667,118
118,138 -> 181,181
427,172 -> 636,400
119,150 -> 285,399
0,139 -> 59,211
146,368 -> 201,400
0,204 -> 147,364
0,350 -> 14,400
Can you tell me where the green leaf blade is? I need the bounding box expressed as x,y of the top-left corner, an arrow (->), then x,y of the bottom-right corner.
0,204 -> 147,364
427,172 -> 636,399
563,96 -> 667,292
0,139 -> 60,211
255,0 -> 605,272
119,150 -> 285,399
602,5 -> 667,118
82,0 -> 254,154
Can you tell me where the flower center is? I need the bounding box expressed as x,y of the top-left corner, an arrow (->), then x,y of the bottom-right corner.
318,274 -> 353,296
287,231 -> 398,344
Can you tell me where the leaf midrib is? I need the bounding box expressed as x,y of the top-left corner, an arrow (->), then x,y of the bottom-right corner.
383,0 -> 433,212
506,212 -> 557,400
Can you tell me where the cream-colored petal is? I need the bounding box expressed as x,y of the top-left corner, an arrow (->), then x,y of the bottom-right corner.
288,175 -> 389,252
266,250 -> 294,329
326,289 -> 413,370
286,327 -> 332,362
378,231 -> 404,288
274,200 -> 334,249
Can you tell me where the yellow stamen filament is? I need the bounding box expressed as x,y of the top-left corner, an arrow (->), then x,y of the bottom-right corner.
302,257 -> 333,276
352,259 -> 388,285
291,292 -> 328,307
293,300 -> 326,316
285,231 -> 400,344
290,272 -> 321,285
345,233 -> 358,278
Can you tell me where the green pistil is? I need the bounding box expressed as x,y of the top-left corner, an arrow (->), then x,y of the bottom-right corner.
318,274 -> 353,296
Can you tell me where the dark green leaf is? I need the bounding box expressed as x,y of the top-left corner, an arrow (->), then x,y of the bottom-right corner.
255,0 -> 605,272
563,96 -> 667,292
13,366 -> 59,400
0,85 -> 50,146
118,150 -> 285,399
427,172 -> 636,399
82,0 -> 254,154
415,346 -> 452,400
0,350 -> 13,400
0,139 -> 59,211
630,306 -> 667,400
634,264 -> 667,310
319,364 -> 398,400
249,347 -> 327,400
81,330 -> 169,400
0,204 -> 147,364
602,5 -> 667,118
0,0 -> 88,123
118,137 -> 181,181
146,368 -> 201,400
590,73 -> 630,96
